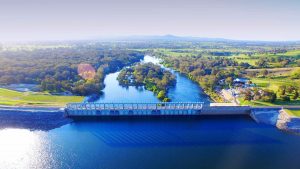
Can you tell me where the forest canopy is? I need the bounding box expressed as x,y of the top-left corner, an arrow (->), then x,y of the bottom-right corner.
0,46 -> 144,96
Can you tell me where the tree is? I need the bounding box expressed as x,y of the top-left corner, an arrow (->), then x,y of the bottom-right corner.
163,97 -> 171,102
255,58 -> 268,68
280,95 -> 290,101
260,89 -> 277,103
157,91 -> 166,100
260,69 -> 268,77
278,85 -> 286,96
243,89 -> 253,101
292,91 -> 299,100
225,77 -> 233,86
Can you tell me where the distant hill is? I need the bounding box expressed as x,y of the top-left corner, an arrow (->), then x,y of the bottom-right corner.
97,35 -> 300,44
115,35 -> 229,42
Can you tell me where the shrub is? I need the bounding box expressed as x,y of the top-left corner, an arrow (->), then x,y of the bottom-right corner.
280,95 -> 290,101
292,91 -> 299,100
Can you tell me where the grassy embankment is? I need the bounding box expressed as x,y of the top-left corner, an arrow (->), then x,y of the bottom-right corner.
0,88 -> 83,107
284,109 -> 300,117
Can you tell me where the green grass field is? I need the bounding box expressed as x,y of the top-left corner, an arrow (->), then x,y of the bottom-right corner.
283,50 -> 300,57
251,77 -> 299,91
0,88 -> 84,107
284,109 -> 300,117
239,99 -> 300,106
230,54 -> 258,66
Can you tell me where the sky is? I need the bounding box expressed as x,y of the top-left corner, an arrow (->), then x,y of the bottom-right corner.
0,0 -> 299,41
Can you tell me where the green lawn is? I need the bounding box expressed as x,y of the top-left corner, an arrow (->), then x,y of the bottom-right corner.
239,98 -> 300,107
230,54 -> 258,66
251,77 -> 299,91
0,88 -> 84,107
283,50 -> 300,57
284,109 -> 300,117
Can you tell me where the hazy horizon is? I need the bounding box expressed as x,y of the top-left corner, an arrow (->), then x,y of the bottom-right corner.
1,0 -> 300,42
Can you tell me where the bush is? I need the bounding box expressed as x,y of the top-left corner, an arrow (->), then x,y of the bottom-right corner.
157,91 -> 166,100
163,97 -> 171,102
280,95 -> 290,101
292,91 -> 299,100
260,89 -> 277,103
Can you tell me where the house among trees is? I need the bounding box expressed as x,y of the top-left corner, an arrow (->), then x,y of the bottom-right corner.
233,78 -> 250,85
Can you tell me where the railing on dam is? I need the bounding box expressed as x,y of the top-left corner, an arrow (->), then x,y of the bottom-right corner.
65,102 -> 204,117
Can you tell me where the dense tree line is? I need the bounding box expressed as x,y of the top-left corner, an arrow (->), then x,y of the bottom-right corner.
117,63 -> 176,101
0,46 -> 144,96
162,55 -> 242,101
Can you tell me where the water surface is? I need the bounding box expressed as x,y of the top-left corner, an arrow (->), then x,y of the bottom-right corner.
1,117 -> 300,169
94,55 -> 210,103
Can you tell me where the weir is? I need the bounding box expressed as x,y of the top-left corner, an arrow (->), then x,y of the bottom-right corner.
65,102 -> 204,117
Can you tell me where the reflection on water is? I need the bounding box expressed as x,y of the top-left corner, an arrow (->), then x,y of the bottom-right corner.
96,72 -> 159,103
94,55 -> 210,103
1,117 -> 300,169
0,129 -> 51,169
0,110 -> 71,131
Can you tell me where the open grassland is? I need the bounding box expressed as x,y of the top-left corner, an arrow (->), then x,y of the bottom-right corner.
245,67 -> 297,76
229,54 -> 258,66
252,50 -> 300,58
154,48 -> 198,57
250,77 -> 299,91
283,50 -> 300,57
284,109 -> 300,117
230,49 -> 300,66
0,88 -> 83,107
239,99 -> 300,106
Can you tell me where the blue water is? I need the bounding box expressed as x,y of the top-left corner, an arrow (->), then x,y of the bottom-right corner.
94,55 -> 210,103
95,72 -> 159,103
1,117 -> 300,169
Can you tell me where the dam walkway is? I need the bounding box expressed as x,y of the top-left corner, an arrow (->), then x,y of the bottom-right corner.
65,102 -> 204,117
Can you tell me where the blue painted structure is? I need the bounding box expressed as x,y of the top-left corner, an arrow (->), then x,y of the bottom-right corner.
65,102 -> 204,116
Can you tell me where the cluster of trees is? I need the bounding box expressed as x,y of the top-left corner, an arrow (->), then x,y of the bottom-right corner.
242,85 -> 299,103
117,63 -> 176,101
162,55 -> 242,101
255,57 -> 293,68
242,89 -> 277,103
0,46 -> 144,96
277,85 -> 299,101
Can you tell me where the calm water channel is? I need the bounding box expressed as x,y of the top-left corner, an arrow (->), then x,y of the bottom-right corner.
0,56 -> 300,169
93,55 -> 210,103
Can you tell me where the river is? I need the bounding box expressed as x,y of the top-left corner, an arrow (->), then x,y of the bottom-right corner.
1,56 -> 300,169
93,55 -> 210,104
